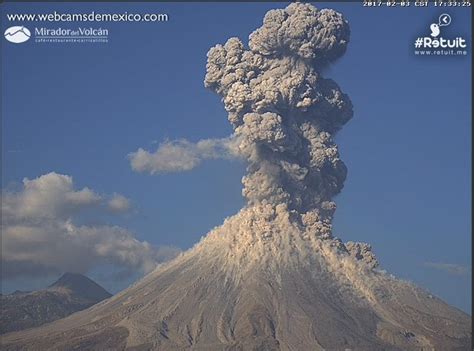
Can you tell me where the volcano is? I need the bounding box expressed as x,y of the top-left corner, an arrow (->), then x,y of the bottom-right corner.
1,209 -> 470,350
2,3 -> 470,350
0,273 -> 111,334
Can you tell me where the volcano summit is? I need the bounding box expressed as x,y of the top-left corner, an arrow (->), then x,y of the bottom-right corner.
2,3 -> 470,351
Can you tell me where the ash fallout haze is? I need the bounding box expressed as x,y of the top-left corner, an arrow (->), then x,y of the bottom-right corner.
1,1 -> 471,350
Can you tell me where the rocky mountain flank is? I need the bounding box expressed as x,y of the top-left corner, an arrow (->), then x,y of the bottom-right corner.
1,273 -> 111,334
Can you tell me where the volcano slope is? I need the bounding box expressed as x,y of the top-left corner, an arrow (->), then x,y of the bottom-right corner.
2,3 -> 470,351
1,207 -> 471,350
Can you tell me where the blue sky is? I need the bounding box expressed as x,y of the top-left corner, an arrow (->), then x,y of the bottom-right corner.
1,2 -> 471,313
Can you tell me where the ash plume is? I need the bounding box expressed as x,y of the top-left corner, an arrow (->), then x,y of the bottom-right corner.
130,3 -> 353,240
204,3 -> 353,238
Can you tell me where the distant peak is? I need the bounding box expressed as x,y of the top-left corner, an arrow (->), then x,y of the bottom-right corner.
52,272 -> 86,284
49,273 -> 112,301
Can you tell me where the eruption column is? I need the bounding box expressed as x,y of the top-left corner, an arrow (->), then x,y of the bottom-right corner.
205,3 -> 353,238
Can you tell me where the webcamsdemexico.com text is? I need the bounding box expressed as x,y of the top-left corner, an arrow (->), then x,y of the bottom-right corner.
6,11 -> 168,23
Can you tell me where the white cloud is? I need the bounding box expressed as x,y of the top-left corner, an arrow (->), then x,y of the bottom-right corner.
128,137 -> 239,174
108,193 -> 131,213
1,172 -> 179,279
424,262 -> 470,276
2,172 -> 101,221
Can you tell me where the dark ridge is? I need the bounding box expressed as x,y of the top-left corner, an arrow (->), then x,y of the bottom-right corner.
49,272 -> 112,301
1,273 -> 112,334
